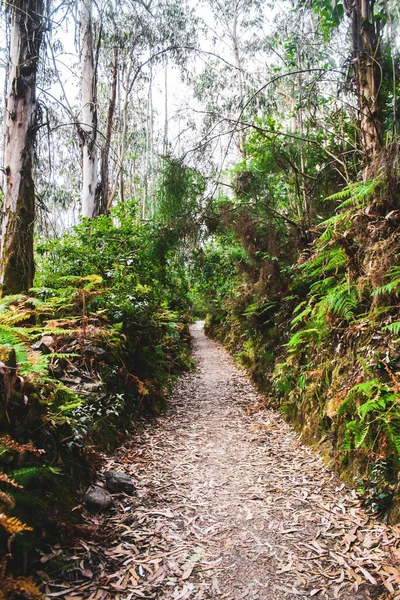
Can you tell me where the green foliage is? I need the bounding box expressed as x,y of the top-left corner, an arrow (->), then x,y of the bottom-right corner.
319,282 -> 358,320
373,266 -> 400,296
324,176 -> 383,209
339,378 -> 400,456
383,321 -> 400,335
0,198 -> 196,568
309,0 -> 344,40
0,324 -> 29,366
156,157 -> 205,237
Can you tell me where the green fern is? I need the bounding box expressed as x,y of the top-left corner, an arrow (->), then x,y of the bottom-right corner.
8,466 -> 61,485
339,377 -> 400,454
353,421 -> 370,449
324,176 -> 383,208
358,394 -> 393,419
381,417 -> 400,456
318,213 -> 350,243
0,325 -> 29,365
302,247 -> 347,279
310,276 -> 336,295
0,295 -> 27,313
290,303 -> 313,328
338,379 -> 382,416
285,328 -> 320,352
373,266 -> 400,297
382,321 -> 400,335
314,281 -> 358,321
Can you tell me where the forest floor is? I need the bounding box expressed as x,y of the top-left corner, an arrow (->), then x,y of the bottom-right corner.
45,322 -> 400,600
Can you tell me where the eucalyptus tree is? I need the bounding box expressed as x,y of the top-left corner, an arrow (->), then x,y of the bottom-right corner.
346,0 -> 383,161
191,0 -> 266,162
97,0 -> 199,216
311,0 -> 399,164
0,0 -> 46,294
79,0 -> 98,217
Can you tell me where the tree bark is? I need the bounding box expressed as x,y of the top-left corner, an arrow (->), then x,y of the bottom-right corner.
107,58 -> 133,211
96,46 -> 118,216
346,0 -> 383,162
79,0 -> 98,218
0,0 -> 45,295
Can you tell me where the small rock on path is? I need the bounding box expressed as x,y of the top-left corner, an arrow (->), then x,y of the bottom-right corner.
49,322 -> 400,599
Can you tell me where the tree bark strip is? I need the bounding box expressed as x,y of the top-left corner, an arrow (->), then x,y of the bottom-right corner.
1,0 -> 45,295
79,0 -> 98,218
96,46 -> 118,216
346,0 -> 383,162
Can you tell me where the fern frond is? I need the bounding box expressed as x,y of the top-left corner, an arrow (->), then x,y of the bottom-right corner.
0,513 -> 32,534
0,437 -> 44,455
0,491 -> 15,509
323,247 -> 348,274
303,247 -> 347,279
58,400 -> 83,413
290,304 -> 313,328
0,325 -> 29,365
5,576 -> 44,599
0,310 -> 32,326
358,395 -> 391,419
286,328 -> 319,352
292,300 -> 308,314
310,276 -> 336,295
9,466 -> 61,485
324,176 -> 383,207
383,321 -> 400,335
82,274 -> 103,290
381,417 -> 400,455
315,282 -> 358,321
348,379 -> 383,398
373,266 -> 400,297
0,473 -> 22,489
0,295 -> 26,313
353,422 -> 370,448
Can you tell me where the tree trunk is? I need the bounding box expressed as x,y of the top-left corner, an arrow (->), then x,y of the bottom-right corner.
107,59 -> 133,211
79,0 -> 98,218
232,3 -> 246,157
96,46 -> 118,216
346,0 -> 383,162
0,0 -> 45,295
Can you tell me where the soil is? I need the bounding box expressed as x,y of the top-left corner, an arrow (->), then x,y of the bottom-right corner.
45,322 -> 400,600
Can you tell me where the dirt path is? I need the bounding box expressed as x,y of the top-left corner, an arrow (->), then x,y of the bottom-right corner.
47,323 -> 400,600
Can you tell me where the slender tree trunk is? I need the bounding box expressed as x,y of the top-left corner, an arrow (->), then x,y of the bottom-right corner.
163,57 -> 169,155
107,59 -> 132,211
96,46 -> 118,216
79,0 -> 98,217
142,62 -> 155,219
0,0 -> 45,295
346,0 -> 383,162
232,3 -> 246,157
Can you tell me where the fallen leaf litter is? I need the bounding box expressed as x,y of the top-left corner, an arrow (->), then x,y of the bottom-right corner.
43,322 -> 400,599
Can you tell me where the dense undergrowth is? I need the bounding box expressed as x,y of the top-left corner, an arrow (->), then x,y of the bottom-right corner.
200,139 -> 400,521
0,200 -> 194,597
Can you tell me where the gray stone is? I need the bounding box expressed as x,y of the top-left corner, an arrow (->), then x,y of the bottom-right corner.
32,335 -> 55,354
83,486 -> 113,511
105,471 -> 135,494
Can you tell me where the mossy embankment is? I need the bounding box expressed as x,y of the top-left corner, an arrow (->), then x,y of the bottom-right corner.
202,152 -> 400,522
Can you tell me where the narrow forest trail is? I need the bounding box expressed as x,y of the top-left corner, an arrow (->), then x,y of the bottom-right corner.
49,323 -> 400,600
